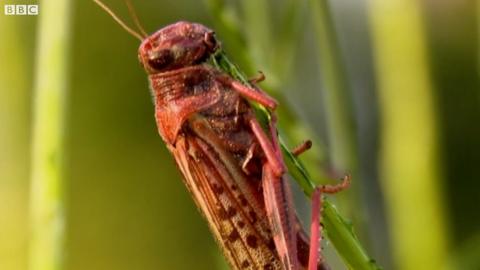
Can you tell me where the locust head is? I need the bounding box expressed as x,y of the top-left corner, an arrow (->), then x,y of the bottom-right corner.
92,1 -> 218,74
138,21 -> 219,74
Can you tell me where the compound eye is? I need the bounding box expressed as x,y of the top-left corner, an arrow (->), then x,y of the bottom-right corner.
204,32 -> 218,52
148,49 -> 175,71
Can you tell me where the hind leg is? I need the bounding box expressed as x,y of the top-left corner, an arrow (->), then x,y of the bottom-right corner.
262,163 -> 300,270
307,174 -> 351,269
291,140 -> 351,269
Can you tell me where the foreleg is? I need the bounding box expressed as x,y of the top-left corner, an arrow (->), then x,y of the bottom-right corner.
156,90 -> 220,144
216,76 -> 278,110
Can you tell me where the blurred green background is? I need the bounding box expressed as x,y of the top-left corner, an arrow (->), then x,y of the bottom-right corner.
0,0 -> 479,269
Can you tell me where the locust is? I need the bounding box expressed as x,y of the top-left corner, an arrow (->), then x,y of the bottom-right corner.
94,1 -> 350,269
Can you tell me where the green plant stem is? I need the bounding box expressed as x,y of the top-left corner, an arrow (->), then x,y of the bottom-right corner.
322,201 -> 379,270
369,0 -> 449,269
29,0 -> 71,269
206,1 -> 379,268
212,51 -> 381,270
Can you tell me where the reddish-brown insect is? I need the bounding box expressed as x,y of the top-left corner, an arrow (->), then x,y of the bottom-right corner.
94,1 -> 350,269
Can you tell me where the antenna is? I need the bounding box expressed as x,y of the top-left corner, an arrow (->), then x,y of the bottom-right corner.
125,0 -> 148,38
93,0 -> 144,41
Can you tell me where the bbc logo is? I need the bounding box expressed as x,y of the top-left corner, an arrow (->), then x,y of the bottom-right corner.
4,5 -> 39,15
